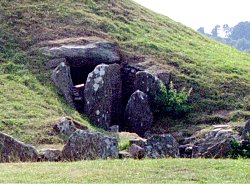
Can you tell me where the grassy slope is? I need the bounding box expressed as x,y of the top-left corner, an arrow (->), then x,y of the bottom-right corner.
0,159 -> 249,183
0,0 -> 250,143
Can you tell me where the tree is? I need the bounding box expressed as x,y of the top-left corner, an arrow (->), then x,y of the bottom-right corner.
197,27 -> 205,34
229,21 -> 250,40
211,25 -> 220,38
222,24 -> 232,38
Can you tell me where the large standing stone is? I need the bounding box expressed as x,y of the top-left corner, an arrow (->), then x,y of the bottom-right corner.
134,71 -> 163,103
0,132 -> 38,163
51,62 -> 74,107
125,90 -> 153,136
44,42 -> 120,67
145,134 -> 179,158
62,130 -> 118,161
84,64 -> 122,130
243,119 -> 250,140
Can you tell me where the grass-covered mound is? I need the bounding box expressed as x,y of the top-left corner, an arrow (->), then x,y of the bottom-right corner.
0,0 -> 249,144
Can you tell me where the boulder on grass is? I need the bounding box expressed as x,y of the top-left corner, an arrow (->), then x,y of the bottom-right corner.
125,90 -> 153,136
0,132 -> 38,163
62,130 -> 118,161
84,64 -> 123,130
191,128 -> 240,158
145,134 -> 179,158
38,149 -> 62,162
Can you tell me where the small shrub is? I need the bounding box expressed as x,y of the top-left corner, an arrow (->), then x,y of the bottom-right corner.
230,136 -> 250,159
153,82 -> 192,117
118,140 -> 130,151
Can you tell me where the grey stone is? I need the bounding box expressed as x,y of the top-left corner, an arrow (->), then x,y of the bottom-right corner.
129,144 -> 145,159
109,125 -> 119,139
243,119 -> 250,140
145,134 -> 179,158
212,125 -> 231,129
51,62 -> 74,107
125,90 -> 153,136
119,151 -> 132,159
84,64 -> 123,130
44,42 -> 120,67
190,128 -> 240,158
44,58 -> 66,69
129,139 -> 146,148
109,125 -> 119,133
134,71 -> 163,103
53,117 -> 88,136
38,149 -> 61,162
62,130 -> 118,161
0,132 -> 38,163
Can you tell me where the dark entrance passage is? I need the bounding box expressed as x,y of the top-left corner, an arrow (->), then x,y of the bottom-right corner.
70,66 -> 96,86
70,66 -> 96,113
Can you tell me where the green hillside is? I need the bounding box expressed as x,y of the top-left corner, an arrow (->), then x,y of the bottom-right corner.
0,0 -> 249,144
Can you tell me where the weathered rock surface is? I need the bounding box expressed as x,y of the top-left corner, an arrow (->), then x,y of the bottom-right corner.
51,62 -> 74,106
243,119 -> 250,140
145,134 -> 179,158
0,132 -> 38,163
121,64 -> 142,107
129,144 -> 145,159
62,130 -> 118,161
188,126 -> 240,158
53,117 -> 88,136
44,42 -> 120,67
38,149 -> 62,162
44,58 -> 66,69
119,151 -> 132,159
134,71 -> 163,100
84,64 -> 123,130
125,90 -> 153,136
129,139 -> 146,148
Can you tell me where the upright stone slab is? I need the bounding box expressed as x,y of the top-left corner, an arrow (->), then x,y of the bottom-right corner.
51,62 -> 74,107
134,71 -> 163,102
84,64 -> 122,130
62,130 -> 118,161
125,90 -> 153,136
0,132 -> 38,163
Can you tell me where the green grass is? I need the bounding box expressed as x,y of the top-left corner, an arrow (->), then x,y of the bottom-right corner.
0,0 -> 249,143
0,159 -> 249,183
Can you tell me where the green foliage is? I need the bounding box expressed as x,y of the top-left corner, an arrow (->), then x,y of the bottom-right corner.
118,141 -> 130,151
204,21 -> 250,53
153,82 -> 192,117
230,136 -> 250,159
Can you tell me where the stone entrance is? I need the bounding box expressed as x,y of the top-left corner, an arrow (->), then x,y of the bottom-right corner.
44,41 -> 170,136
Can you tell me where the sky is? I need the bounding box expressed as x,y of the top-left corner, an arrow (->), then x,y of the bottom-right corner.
133,0 -> 249,32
